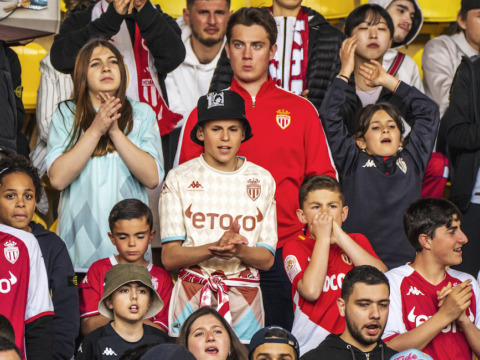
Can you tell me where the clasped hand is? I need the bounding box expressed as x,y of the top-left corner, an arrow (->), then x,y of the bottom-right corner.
91,92 -> 122,137
208,221 -> 248,260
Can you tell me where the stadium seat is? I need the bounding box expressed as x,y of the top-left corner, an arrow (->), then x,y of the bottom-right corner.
249,0 -> 354,19
11,42 -> 47,111
417,0 -> 461,23
231,0 -> 247,11
50,218 -> 58,233
151,0 -> 184,18
32,212 -> 47,229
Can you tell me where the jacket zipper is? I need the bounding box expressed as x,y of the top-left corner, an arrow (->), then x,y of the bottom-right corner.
282,17 -> 287,87
252,96 -> 256,107
366,353 -> 370,359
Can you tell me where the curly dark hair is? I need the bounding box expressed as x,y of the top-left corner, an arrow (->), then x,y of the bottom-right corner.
0,154 -> 43,202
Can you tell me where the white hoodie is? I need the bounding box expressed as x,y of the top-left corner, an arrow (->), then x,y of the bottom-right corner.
369,0 -> 424,91
164,16 -> 225,129
423,32 -> 479,117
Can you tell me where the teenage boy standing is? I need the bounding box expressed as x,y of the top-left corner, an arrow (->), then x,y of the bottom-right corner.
176,7 -> 337,331
208,0 -> 357,118
160,89 -> 277,342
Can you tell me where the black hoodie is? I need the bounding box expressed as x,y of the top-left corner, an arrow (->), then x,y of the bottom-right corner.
30,221 -> 79,360
300,334 -> 397,360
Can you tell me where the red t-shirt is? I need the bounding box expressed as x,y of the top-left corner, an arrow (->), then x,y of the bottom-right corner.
79,255 -> 173,331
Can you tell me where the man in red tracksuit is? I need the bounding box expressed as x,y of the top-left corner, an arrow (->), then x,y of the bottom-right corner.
175,7 -> 337,331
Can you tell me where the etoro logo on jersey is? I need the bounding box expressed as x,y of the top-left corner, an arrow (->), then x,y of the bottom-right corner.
4,240 -> 19,264
185,204 -> 264,231
0,271 -> 17,294
407,306 -> 475,333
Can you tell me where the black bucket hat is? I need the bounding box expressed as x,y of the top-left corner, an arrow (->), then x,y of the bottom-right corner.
190,90 -> 253,146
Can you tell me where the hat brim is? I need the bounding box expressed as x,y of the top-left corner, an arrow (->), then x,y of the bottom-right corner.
190,119 -> 253,146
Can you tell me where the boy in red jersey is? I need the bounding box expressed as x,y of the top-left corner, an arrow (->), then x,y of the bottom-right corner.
283,175 -> 386,354
383,198 -> 480,359
79,199 -> 173,335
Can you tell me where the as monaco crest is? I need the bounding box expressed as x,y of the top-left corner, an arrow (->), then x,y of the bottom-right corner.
247,178 -> 261,201
276,109 -> 291,130
4,240 -> 19,264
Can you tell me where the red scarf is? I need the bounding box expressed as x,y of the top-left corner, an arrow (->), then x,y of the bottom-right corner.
133,24 -> 182,135
269,8 -> 309,94
99,1 -> 181,135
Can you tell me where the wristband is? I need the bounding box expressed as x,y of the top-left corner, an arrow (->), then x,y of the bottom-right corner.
337,74 -> 350,82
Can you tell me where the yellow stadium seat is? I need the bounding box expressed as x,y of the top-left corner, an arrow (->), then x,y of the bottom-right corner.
248,0 -> 354,19
417,0 -> 461,23
151,0 -> 184,18
32,212 -> 47,229
153,0 -> 246,16
11,43 -> 47,111
50,218 -> 58,233
231,0 -> 247,11
412,47 -> 423,79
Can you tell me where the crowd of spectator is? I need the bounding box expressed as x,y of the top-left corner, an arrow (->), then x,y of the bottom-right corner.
1,0 -> 480,359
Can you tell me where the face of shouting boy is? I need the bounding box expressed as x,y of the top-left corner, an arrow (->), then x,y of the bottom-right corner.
108,217 -> 154,266
105,282 -> 152,323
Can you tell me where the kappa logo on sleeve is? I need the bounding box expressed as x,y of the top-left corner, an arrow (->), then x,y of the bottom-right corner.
284,255 -> 301,283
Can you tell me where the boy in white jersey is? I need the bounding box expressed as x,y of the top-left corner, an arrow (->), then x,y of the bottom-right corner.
383,198 -> 480,359
159,89 -> 277,342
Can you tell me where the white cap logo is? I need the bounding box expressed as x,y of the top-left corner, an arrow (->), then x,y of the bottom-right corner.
207,92 -> 225,109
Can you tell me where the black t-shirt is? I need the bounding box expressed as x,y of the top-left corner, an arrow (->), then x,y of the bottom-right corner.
75,323 -> 169,360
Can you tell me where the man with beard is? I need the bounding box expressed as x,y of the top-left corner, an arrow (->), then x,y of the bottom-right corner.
301,266 -> 397,359
166,0 -> 230,166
